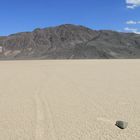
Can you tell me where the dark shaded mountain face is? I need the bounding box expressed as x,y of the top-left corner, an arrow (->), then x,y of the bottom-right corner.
0,24 -> 140,59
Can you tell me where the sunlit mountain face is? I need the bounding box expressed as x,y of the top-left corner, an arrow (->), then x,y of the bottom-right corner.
0,24 -> 140,60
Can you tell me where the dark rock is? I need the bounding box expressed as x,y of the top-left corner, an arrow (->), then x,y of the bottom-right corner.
116,121 -> 128,129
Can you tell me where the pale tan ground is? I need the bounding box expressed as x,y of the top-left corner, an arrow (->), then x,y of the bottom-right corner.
0,60 -> 140,140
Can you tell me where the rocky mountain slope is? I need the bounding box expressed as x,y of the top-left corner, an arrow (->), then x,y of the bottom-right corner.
0,24 -> 140,59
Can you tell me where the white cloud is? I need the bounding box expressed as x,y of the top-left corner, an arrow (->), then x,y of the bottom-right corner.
126,20 -> 137,24
124,27 -> 140,34
135,31 -> 140,34
127,4 -> 137,9
126,20 -> 140,24
124,27 -> 137,32
126,0 -> 140,9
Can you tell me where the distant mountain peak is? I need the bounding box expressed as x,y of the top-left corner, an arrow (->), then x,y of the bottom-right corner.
0,24 -> 140,59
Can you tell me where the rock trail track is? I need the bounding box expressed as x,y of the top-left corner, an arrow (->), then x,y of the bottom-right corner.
35,88 -> 57,140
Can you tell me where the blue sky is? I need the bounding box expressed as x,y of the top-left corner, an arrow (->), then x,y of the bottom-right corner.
0,0 -> 140,35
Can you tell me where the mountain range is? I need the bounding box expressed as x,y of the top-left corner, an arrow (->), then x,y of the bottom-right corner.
0,24 -> 140,59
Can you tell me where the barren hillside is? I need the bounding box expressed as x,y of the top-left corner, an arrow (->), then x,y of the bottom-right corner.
0,24 -> 140,59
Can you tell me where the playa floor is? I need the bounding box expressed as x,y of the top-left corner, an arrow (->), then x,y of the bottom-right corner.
0,60 -> 140,140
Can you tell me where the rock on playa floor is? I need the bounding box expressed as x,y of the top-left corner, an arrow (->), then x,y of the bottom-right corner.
0,60 -> 140,140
